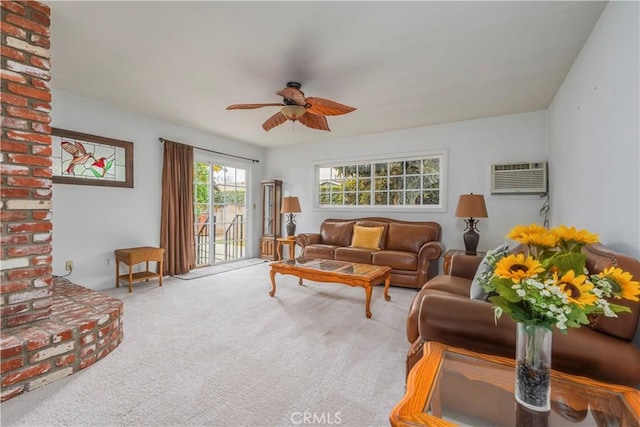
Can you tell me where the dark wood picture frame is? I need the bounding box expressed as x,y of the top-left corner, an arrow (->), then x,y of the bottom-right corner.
51,128 -> 134,188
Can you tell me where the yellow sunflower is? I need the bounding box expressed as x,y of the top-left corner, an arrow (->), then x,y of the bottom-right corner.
554,270 -> 598,307
599,267 -> 640,301
494,253 -> 545,283
518,231 -> 558,248
552,225 -> 599,245
506,223 -> 549,242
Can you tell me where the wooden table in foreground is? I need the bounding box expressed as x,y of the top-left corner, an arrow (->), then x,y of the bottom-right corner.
269,258 -> 391,318
390,341 -> 640,427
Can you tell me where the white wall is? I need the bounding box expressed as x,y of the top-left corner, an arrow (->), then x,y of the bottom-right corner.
548,2 -> 640,349
265,110 -> 549,263
51,90 -> 265,290
548,1 -> 640,259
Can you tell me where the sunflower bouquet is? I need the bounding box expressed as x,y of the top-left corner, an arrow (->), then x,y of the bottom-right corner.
480,224 -> 640,332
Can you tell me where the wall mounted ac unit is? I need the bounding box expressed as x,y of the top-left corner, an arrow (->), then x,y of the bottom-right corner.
491,162 -> 547,195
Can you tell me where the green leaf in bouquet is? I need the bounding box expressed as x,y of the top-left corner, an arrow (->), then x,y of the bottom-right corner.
607,303 -> 632,314
546,252 -> 587,276
491,277 -> 521,302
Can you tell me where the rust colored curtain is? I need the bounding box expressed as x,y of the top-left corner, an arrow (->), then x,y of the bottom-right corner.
160,139 -> 195,275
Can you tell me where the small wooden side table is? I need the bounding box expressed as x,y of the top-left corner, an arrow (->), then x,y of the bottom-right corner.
115,246 -> 164,293
276,237 -> 296,261
442,249 -> 485,275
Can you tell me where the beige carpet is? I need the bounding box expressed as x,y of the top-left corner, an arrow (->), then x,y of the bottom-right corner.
175,258 -> 269,280
1,260 -> 418,427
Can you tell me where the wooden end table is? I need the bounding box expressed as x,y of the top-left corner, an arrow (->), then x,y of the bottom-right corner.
275,237 -> 296,261
390,341 -> 640,427
115,246 -> 164,293
269,258 -> 391,318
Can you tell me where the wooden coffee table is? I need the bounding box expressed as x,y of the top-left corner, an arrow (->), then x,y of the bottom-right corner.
390,341 -> 640,427
269,258 -> 391,318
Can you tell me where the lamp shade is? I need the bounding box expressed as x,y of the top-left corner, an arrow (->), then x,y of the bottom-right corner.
455,194 -> 488,218
281,196 -> 302,214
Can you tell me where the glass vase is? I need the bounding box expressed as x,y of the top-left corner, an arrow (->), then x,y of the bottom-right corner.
515,322 -> 552,412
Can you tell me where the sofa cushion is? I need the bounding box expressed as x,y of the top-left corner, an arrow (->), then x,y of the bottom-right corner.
355,220 -> 390,249
335,247 -> 376,264
320,220 -> 355,247
350,225 -> 385,250
469,244 -> 510,301
304,244 -> 339,260
386,223 -> 437,253
373,250 -> 417,271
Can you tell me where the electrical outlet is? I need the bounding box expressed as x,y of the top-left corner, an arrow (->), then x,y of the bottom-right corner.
105,258 -> 112,267
65,260 -> 73,271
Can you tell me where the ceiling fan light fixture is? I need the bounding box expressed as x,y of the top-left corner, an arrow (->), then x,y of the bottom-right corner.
227,83 -> 356,132
281,105 -> 306,121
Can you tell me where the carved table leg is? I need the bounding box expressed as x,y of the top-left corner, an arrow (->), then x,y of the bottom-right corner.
364,284 -> 372,318
269,269 -> 277,297
384,275 -> 391,301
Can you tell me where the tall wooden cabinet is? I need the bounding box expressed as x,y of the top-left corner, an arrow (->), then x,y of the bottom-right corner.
260,180 -> 282,260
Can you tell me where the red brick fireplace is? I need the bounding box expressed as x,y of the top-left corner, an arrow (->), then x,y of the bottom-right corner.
1,0 -> 123,402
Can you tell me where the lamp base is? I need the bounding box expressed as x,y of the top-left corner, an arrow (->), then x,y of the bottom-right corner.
463,229 -> 480,255
286,221 -> 296,238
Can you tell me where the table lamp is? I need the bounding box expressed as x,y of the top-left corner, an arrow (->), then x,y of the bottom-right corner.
455,193 -> 488,255
281,196 -> 301,238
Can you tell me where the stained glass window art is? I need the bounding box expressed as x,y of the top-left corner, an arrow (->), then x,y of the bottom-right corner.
52,135 -> 125,181
51,128 -> 134,188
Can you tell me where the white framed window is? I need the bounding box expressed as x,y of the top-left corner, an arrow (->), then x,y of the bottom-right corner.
315,151 -> 446,211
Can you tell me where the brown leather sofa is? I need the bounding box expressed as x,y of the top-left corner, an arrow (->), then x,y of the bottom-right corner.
295,217 -> 443,289
406,243 -> 640,387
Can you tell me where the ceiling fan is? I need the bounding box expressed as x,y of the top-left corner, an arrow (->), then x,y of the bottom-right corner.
226,82 -> 356,132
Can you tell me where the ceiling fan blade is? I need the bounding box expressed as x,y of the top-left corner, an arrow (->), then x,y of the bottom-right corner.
262,111 -> 288,132
299,112 -> 330,131
305,97 -> 357,116
276,87 -> 306,106
226,103 -> 283,110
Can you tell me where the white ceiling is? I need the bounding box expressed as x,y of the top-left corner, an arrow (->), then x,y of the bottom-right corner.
48,1 -> 607,148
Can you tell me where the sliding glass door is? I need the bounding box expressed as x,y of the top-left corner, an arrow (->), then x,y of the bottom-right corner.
193,157 -> 249,267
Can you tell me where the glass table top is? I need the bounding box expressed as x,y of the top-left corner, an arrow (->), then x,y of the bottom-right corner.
391,343 -> 640,427
426,350 -> 637,427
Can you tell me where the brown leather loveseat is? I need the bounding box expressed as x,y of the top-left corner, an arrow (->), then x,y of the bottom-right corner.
296,217 -> 443,289
406,243 -> 640,387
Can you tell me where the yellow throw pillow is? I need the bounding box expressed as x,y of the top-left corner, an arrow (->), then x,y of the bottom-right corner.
350,225 -> 385,250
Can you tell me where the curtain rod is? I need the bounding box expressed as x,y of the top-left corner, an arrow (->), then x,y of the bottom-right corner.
158,138 -> 260,163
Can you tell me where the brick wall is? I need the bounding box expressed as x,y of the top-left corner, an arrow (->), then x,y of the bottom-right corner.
1,1 -> 125,402
1,0 -> 53,329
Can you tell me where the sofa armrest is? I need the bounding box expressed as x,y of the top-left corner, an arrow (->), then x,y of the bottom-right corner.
406,287 -> 431,344
416,241 -> 445,284
418,290 -> 515,357
296,233 -> 321,250
407,275 -> 475,344
449,254 -> 483,280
